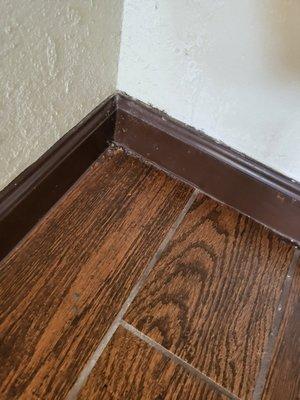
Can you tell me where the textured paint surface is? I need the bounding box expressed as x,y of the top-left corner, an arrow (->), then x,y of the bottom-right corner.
118,0 -> 300,181
0,0 -> 123,190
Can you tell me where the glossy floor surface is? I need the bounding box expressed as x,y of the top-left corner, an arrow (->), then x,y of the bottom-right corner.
0,148 -> 299,400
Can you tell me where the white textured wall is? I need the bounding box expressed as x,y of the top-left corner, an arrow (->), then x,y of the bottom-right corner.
0,0 -> 123,190
118,0 -> 300,181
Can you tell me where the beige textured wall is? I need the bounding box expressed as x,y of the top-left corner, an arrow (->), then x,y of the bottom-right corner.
0,0 -> 123,190
118,0 -> 300,181
2,0 -> 299,188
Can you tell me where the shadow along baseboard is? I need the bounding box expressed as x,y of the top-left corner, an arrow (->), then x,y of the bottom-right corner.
1,92 -> 299,260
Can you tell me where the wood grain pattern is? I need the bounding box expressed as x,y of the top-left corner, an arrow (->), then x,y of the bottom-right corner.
262,261 -> 300,400
125,194 -> 294,399
0,149 -> 192,400
78,326 -> 228,400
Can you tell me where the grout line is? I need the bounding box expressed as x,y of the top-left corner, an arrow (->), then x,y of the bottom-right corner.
120,320 -> 240,400
66,188 -> 199,400
252,247 -> 300,400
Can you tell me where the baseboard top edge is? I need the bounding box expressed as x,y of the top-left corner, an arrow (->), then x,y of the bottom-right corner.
115,92 -> 300,200
0,90 -> 299,259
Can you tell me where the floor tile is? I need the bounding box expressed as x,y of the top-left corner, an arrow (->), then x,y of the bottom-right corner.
125,194 -> 294,399
0,150 -> 192,399
78,326 -> 229,400
262,259 -> 300,400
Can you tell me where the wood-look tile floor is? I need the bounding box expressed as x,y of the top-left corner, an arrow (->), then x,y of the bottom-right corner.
0,148 -> 299,400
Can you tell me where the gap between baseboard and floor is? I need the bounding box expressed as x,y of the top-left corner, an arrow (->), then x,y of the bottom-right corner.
1,91 -> 299,260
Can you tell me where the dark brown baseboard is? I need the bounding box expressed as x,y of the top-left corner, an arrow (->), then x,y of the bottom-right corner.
1,91 -> 299,261
114,93 -> 300,246
0,95 -> 116,260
